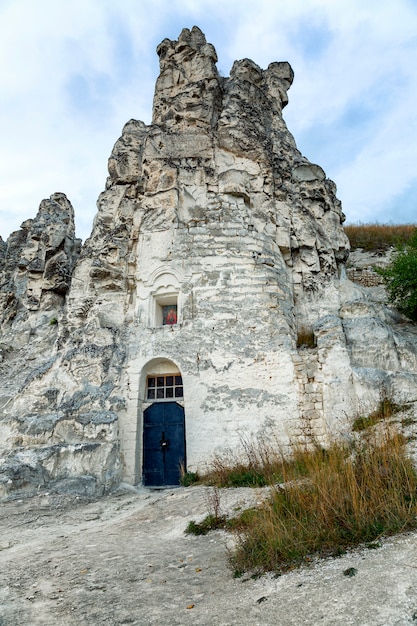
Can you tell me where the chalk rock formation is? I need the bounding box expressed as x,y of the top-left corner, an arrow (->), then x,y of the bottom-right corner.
0,193 -> 81,329
0,27 -> 416,498
0,192 -> 81,410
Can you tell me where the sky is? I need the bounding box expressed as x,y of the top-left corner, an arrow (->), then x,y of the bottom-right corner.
0,0 -> 416,242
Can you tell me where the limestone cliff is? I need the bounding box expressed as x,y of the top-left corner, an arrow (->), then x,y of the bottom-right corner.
0,193 -> 80,328
0,27 -> 415,498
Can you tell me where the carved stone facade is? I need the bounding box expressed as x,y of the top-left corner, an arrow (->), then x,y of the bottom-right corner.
1,27 -> 416,497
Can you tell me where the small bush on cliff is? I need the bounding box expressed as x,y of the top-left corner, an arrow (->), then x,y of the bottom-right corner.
352,396 -> 405,432
376,230 -> 417,322
296,326 -> 316,349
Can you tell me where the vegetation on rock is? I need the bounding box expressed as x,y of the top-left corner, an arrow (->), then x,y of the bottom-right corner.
180,471 -> 200,487
375,230 -> 417,321
344,223 -> 416,251
186,409 -> 417,575
185,513 -> 227,536
230,428 -> 417,574
352,396 -> 406,432
199,435 -> 285,488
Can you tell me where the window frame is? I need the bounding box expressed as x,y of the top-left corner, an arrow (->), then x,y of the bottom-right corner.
146,373 -> 184,402
151,290 -> 179,327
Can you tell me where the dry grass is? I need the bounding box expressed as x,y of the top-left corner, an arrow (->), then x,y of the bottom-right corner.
296,326 -> 316,349
230,427 -> 417,573
202,434 -> 284,487
352,397 -> 406,432
344,224 -> 416,251
186,399 -> 417,574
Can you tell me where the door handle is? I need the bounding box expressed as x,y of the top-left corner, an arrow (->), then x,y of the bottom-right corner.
160,435 -> 170,451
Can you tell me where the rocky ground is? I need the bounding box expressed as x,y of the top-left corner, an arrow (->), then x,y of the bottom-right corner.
1,484 -> 417,626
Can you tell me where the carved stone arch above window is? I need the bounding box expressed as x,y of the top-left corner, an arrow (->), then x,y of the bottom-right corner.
151,283 -> 179,327
144,266 -> 186,289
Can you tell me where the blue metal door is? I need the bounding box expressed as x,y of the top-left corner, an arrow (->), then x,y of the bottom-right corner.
143,402 -> 185,486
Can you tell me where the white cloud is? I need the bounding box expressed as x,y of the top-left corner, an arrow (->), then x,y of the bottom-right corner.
227,0 -> 417,223
0,0 -> 416,241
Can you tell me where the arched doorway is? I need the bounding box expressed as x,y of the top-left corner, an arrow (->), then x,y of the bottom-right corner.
141,360 -> 186,487
143,402 -> 185,486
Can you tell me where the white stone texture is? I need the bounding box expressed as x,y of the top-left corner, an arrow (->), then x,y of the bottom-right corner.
1,27 -> 416,497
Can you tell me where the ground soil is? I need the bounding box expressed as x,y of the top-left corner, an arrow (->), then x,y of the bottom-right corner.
1,484 -> 417,626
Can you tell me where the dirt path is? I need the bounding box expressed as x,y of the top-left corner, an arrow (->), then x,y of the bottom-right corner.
1,485 -> 417,625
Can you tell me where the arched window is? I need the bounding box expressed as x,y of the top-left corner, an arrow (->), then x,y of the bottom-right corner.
149,275 -> 180,327
141,358 -> 184,404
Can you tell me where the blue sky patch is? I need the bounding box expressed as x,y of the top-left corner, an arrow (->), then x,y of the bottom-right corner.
289,17 -> 333,60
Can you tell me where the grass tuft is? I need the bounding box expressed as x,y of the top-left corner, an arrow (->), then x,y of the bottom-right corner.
352,397 -> 405,432
186,398 -> 417,575
296,326 -> 316,349
202,435 -> 285,488
180,471 -> 200,487
185,513 -> 227,536
186,486 -> 227,535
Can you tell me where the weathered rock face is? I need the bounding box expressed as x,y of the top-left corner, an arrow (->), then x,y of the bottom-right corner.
0,27 -> 415,498
0,193 -> 81,329
0,192 -> 81,412
0,194 -> 88,496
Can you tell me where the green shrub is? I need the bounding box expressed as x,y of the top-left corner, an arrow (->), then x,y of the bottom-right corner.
201,434 -> 286,488
180,471 -> 199,487
376,230 -> 417,321
185,514 -> 227,535
186,487 -> 226,535
225,468 -> 268,487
